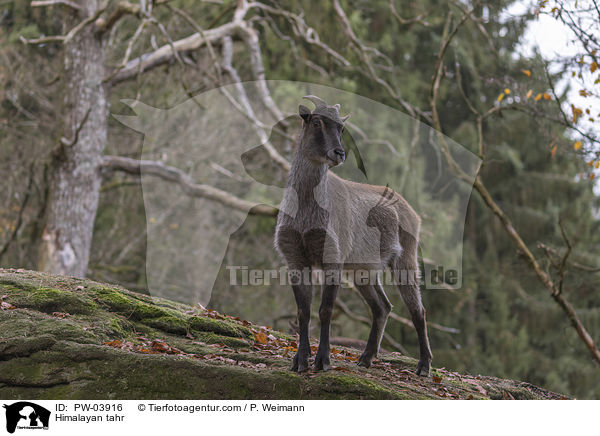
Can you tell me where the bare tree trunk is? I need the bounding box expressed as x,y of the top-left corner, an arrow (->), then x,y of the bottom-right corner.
38,0 -> 107,277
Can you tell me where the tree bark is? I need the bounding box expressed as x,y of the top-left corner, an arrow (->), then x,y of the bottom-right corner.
38,0 -> 107,278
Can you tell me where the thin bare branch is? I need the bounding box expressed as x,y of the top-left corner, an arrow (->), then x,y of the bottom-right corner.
389,0 -> 431,27
21,3 -> 107,45
31,0 -> 81,10
108,21 -> 238,84
102,155 -> 279,217
95,0 -> 141,33
220,35 -> 290,172
60,106 -> 91,147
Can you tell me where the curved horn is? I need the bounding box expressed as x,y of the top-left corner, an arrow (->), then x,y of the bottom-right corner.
341,114 -> 351,122
303,95 -> 327,108
333,103 -> 340,110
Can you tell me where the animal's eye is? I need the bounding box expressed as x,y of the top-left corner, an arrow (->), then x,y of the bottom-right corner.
312,119 -> 320,128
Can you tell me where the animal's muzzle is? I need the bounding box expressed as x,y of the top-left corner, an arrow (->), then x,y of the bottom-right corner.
329,147 -> 346,165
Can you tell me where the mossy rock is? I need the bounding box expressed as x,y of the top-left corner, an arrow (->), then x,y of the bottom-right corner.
0,269 -> 569,400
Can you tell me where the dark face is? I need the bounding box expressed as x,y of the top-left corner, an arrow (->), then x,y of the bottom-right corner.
300,109 -> 346,167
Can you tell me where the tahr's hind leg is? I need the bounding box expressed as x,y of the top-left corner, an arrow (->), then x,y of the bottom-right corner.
390,240 -> 432,377
355,277 -> 392,368
399,282 -> 432,376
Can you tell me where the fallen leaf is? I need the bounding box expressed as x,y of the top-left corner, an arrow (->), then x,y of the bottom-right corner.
253,332 -> 268,344
104,339 -> 122,348
151,340 -> 170,352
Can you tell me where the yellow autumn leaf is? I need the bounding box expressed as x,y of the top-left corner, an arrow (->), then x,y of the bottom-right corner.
551,145 -> 557,157
589,160 -> 595,167
591,62 -> 598,73
543,93 -> 551,100
535,93 -> 542,101
591,173 -> 596,181
573,141 -> 582,150
572,105 -> 583,123
526,90 -> 533,99
522,69 -> 531,77
504,88 -> 511,94
497,93 -> 505,102
595,161 -> 600,169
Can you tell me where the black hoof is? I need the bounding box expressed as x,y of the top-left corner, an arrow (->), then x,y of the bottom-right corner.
314,352 -> 331,371
415,360 -> 430,377
291,353 -> 309,372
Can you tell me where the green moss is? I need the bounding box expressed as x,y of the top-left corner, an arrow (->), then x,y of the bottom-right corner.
189,316 -> 252,339
143,316 -> 188,335
0,314 -> 35,338
107,318 -> 130,337
312,372 -> 408,399
91,286 -> 138,312
0,334 -> 56,358
380,353 -> 418,369
6,287 -> 97,315
92,286 -> 185,326
35,318 -> 100,344
193,332 -> 250,348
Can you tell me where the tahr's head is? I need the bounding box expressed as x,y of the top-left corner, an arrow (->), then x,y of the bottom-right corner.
298,95 -> 350,167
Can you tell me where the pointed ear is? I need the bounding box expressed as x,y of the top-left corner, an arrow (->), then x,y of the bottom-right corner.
299,105 -> 311,122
